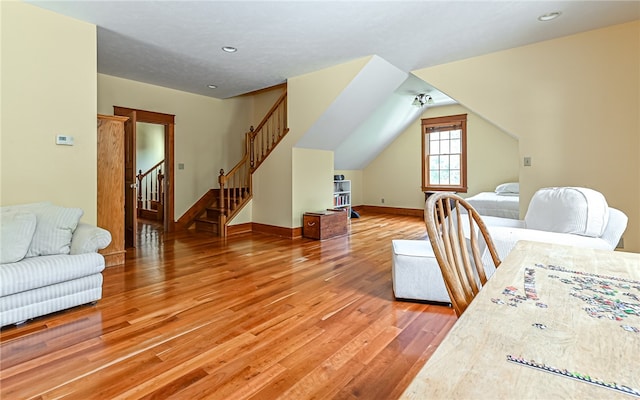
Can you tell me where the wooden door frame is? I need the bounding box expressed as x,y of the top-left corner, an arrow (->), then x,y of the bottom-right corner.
114,106 -> 176,233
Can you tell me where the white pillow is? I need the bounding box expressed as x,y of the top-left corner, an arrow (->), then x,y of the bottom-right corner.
0,211 -> 37,263
25,205 -> 84,257
495,182 -> 519,195
524,187 -> 609,238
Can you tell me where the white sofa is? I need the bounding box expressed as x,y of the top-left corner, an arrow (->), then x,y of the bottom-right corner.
1,202 -> 111,327
482,187 -> 627,267
392,187 -> 628,303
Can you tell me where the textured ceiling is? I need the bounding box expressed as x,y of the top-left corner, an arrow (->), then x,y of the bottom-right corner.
27,1 -> 640,170
29,1 -> 640,99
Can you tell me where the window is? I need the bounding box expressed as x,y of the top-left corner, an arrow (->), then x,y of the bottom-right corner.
422,114 -> 467,193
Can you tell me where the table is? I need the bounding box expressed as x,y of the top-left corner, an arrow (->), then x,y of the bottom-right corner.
401,241 -> 640,399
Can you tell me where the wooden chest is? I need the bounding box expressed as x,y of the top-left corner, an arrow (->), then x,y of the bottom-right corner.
303,210 -> 348,240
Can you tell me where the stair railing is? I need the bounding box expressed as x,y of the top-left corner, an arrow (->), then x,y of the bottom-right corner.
137,160 -> 164,213
218,91 -> 288,229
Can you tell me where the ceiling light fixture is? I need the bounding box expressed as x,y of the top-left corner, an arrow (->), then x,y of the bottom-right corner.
222,46 -> 237,53
412,94 -> 434,107
207,84 -> 217,89
538,11 -> 561,22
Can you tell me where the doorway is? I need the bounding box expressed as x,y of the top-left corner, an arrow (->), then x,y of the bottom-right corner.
136,122 -> 165,224
114,106 -> 175,248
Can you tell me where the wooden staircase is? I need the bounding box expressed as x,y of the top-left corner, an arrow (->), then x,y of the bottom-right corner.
136,160 -> 164,221
193,190 -> 222,234
182,91 -> 288,236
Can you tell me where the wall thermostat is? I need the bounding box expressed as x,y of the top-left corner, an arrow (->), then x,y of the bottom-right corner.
56,135 -> 74,145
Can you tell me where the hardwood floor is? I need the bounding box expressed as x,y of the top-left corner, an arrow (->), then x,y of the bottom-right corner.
0,212 -> 456,399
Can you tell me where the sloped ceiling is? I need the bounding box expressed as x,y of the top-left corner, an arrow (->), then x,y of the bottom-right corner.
334,75 -> 456,170
295,57 -> 456,170
295,56 -> 408,150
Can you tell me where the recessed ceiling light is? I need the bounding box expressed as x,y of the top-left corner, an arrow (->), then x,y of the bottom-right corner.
222,46 -> 237,53
538,12 -> 561,22
207,84 -> 217,89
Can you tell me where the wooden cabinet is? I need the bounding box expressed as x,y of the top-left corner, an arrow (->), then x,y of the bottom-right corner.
303,210 -> 348,240
97,114 -> 128,267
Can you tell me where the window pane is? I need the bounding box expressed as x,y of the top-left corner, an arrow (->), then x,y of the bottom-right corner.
450,170 -> 460,185
439,170 -> 450,184
440,139 -> 450,154
441,155 -> 450,170
430,140 -> 440,154
429,155 -> 439,169
450,154 -> 460,169
450,139 -> 460,154
422,115 -> 467,191
430,170 -> 440,184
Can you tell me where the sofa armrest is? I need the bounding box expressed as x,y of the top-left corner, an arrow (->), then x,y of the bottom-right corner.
70,223 -> 112,254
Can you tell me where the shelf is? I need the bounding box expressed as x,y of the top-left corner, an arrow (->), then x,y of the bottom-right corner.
333,179 -> 351,216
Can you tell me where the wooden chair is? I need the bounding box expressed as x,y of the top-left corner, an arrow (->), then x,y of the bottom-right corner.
424,192 -> 501,316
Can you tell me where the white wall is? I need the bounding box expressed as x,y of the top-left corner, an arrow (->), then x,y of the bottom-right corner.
415,21 -> 640,251
136,122 -> 165,173
292,148 -> 334,226
1,2 -> 98,222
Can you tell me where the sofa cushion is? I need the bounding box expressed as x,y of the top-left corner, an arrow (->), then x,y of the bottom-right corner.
0,212 -> 37,263
25,205 -> 84,257
524,187 -> 609,237
0,252 -> 105,297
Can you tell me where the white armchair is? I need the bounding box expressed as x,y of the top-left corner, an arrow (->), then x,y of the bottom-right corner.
481,187 -> 628,266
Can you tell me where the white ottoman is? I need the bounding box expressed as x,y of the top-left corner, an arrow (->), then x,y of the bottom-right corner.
391,239 -> 450,303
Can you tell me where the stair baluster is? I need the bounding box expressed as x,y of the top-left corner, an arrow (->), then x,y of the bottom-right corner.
192,91 -> 288,236
136,160 -> 165,221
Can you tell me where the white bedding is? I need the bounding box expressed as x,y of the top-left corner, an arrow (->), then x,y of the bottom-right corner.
464,191 -> 520,219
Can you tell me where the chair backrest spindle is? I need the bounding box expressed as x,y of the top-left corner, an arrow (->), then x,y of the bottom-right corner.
425,192 -> 501,316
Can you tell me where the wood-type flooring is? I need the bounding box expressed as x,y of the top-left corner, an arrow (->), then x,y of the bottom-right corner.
0,212 -> 456,399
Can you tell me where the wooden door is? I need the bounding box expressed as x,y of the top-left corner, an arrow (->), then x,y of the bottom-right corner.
115,106 -> 176,236
97,114 -> 128,266
124,110 -> 138,248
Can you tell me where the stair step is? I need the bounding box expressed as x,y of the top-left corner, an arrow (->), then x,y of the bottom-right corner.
206,207 -> 221,219
195,219 -> 219,234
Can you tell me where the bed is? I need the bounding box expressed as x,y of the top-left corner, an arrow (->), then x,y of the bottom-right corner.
464,182 -> 520,219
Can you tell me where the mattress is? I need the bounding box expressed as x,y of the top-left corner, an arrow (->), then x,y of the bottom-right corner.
464,192 -> 520,219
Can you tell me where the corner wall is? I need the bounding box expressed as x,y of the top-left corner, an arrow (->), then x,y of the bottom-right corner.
414,21 -> 640,251
363,104 -> 519,210
252,57 -> 371,228
1,2 -> 97,222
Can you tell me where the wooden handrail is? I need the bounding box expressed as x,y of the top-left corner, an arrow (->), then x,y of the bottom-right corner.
137,160 -> 165,212
138,159 -> 164,180
252,91 -> 288,134
217,91 -> 288,231
247,90 -> 288,170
